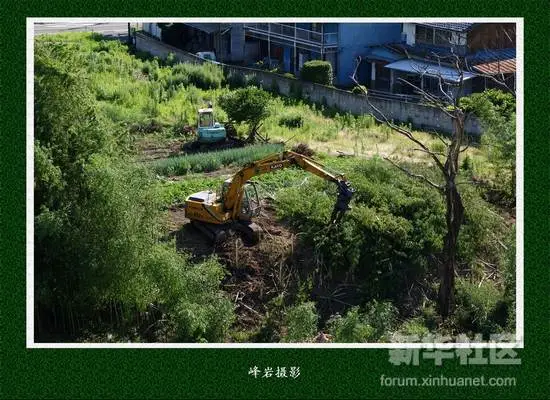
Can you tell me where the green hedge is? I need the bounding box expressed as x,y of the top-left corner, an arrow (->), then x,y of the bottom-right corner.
300,60 -> 333,86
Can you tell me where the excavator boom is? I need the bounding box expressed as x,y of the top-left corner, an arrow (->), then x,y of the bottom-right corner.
184,150 -> 354,244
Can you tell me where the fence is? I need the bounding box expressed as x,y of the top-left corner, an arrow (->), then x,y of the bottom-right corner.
135,32 -> 482,135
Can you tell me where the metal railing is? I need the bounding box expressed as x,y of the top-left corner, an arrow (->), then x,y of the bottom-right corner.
366,89 -> 422,103
244,23 -> 338,47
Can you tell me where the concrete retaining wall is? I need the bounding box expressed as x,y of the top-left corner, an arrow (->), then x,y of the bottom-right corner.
135,32 -> 482,135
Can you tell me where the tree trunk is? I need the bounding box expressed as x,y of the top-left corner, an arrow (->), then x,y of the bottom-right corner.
439,113 -> 465,318
439,180 -> 464,318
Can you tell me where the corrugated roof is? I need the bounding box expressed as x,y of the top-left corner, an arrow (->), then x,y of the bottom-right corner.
418,23 -> 475,32
467,48 -> 515,63
386,42 -> 465,60
364,46 -> 402,62
384,59 -> 476,83
473,59 -> 516,74
467,48 -> 516,74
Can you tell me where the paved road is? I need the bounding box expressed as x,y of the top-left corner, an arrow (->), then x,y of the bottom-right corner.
34,22 -> 130,40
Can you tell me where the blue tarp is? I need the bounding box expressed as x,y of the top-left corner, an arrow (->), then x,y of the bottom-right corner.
384,59 -> 476,83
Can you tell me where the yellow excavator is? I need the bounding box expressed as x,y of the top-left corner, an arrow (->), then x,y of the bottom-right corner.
184,150 -> 355,244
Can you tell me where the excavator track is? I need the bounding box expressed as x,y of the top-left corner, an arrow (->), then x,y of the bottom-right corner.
232,221 -> 261,245
190,221 -> 228,244
190,220 -> 261,245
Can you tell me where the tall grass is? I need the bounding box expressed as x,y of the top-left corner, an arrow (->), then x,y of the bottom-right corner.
37,33 -> 227,129
36,32 -> 481,163
151,143 -> 284,176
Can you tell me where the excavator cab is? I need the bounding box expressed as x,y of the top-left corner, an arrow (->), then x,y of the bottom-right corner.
197,106 -> 226,144
239,181 -> 261,220
220,179 -> 260,220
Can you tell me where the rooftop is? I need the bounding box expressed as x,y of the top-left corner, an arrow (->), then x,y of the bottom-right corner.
417,23 -> 475,32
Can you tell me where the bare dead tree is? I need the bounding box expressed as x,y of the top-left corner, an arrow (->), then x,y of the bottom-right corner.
352,36 -> 516,317
351,53 -> 475,318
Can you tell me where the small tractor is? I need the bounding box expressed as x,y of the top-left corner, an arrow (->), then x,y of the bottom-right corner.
197,104 -> 227,144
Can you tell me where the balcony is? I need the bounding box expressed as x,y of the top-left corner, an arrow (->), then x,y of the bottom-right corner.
244,23 -> 338,50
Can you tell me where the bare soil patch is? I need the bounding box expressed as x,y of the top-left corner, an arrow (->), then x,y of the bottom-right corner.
168,200 -> 310,333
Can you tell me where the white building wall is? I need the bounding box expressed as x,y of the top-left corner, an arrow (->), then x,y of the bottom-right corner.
402,23 -> 416,45
143,23 -> 162,39
402,23 -> 467,47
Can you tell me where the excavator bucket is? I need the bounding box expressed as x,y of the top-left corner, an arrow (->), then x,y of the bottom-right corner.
330,181 -> 355,224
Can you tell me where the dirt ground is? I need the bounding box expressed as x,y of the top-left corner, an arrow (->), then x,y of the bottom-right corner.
168,200 -> 309,333
137,138 -> 188,161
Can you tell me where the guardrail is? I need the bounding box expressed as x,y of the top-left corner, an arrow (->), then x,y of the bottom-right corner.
244,23 -> 338,47
367,89 -> 422,103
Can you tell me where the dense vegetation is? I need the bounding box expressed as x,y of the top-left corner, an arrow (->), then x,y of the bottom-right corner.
34,32 -> 516,343
34,33 -> 234,342
460,89 -> 516,206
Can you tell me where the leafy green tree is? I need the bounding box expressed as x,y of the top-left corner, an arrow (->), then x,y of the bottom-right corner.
328,301 -> 398,343
34,34 -> 234,342
461,89 -> 516,204
219,87 -> 271,142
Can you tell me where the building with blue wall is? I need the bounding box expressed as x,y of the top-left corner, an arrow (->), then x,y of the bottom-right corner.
241,23 -> 402,86
335,23 -> 402,86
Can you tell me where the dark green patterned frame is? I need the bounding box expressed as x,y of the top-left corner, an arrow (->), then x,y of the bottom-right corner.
1,1 -> 548,398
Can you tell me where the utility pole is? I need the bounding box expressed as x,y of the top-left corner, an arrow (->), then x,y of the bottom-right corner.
127,23 -> 133,49
267,23 -> 271,65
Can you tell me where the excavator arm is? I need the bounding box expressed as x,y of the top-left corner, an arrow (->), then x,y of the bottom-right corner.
223,151 -> 355,222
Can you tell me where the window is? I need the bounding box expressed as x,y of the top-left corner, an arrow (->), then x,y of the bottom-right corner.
199,113 -> 213,127
435,30 -> 452,45
416,25 -> 453,47
416,26 -> 434,44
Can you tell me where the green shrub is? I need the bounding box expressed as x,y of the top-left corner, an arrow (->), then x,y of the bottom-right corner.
169,62 -> 224,90
278,113 -> 303,129
461,154 -> 474,172
460,89 -> 515,120
327,300 -> 398,343
283,72 -> 296,79
301,60 -> 333,86
430,140 -> 446,154
284,302 -> 318,342
421,304 -> 439,331
458,185 -> 508,268
328,308 -> 375,343
352,85 -> 367,95
455,278 -> 507,338
397,318 -> 430,338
